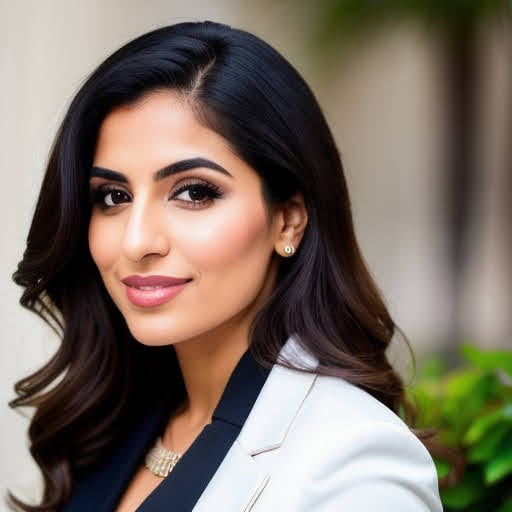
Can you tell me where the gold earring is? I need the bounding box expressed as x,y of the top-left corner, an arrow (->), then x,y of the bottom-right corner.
284,243 -> 295,256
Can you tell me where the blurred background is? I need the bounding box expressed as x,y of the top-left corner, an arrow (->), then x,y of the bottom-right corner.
1,0 -> 510,502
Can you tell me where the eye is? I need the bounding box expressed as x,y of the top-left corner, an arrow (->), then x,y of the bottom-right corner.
91,187 -> 131,209
171,181 -> 223,207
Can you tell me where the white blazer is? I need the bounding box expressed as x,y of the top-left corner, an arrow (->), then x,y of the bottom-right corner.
194,339 -> 443,511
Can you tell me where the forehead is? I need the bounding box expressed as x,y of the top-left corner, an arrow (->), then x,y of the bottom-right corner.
93,90 -> 237,173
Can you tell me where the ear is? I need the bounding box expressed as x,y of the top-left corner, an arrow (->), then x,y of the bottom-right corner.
273,193 -> 308,257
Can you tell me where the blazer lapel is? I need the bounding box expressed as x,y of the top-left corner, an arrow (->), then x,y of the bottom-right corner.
238,364 -> 317,456
193,441 -> 270,512
193,338 -> 318,511
138,349 -> 270,512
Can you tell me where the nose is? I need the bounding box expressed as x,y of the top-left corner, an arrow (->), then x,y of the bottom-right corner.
122,199 -> 170,263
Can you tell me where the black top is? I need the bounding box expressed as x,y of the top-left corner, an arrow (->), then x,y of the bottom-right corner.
62,349 -> 269,512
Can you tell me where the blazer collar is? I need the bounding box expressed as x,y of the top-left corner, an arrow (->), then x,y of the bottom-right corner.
137,349 -> 269,512
238,338 -> 317,455
194,337 -> 318,511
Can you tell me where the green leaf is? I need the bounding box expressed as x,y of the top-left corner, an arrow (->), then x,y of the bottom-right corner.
408,386 -> 441,427
464,405 -> 512,445
462,345 -> 512,377
419,357 -> 447,380
467,423 -> 511,463
444,370 -> 483,398
440,469 -> 486,509
443,371 -> 494,419
434,458 -> 452,479
484,443 -> 512,484
440,372 -> 491,438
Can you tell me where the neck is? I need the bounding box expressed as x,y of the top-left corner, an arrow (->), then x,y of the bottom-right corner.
173,326 -> 249,426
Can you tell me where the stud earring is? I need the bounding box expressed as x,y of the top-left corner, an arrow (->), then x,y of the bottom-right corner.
284,243 -> 295,256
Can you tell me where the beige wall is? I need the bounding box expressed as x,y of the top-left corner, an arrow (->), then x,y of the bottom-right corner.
1,0 -> 509,500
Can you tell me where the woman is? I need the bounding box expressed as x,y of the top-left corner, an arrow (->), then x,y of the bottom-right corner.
10,21 -> 441,511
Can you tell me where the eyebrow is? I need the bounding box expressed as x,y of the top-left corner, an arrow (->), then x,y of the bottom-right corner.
90,157 -> 232,183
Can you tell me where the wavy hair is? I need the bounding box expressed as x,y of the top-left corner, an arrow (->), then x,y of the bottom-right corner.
10,21 -> 411,511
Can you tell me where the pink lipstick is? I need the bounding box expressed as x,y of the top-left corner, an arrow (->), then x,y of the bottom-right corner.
121,275 -> 191,308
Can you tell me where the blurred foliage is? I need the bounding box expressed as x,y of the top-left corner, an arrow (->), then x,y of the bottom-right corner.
410,345 -> 512,511
310,0 -> 511,50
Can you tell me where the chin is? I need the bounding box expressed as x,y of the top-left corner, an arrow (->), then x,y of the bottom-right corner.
127,326 -> 178,347
124,318 -> 200,347
121,318 -> 171,346
131,336 -> 174,347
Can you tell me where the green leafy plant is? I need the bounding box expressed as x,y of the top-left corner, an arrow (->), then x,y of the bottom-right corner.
411,345 -> 512,511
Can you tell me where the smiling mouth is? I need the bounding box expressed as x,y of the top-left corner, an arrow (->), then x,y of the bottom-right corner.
134,285 -> 175,291
122,275 -> 191,287
121,275 -> 192,307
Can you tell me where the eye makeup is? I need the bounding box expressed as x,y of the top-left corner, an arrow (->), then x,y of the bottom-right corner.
90,185 -> 131,210
170,179 -> 223,208
90,178 -> 224,211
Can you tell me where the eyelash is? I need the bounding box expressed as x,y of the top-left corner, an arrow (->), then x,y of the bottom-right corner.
90,179 -> 223,211
91,186 -> 129,210
171,180 -> 223,207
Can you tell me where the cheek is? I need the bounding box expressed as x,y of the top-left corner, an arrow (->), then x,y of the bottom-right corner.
172,200 -> 273,270
88,215 -> 118,271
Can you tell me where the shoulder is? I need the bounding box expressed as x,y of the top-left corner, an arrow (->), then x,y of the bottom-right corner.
284,371 -> 429,464
271,337 -> 420,436
244,362 -> 442,511
291,373 -> 437,484
306,372 -> 407,424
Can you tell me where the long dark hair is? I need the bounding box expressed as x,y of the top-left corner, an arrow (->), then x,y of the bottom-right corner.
10,21 -> 410,511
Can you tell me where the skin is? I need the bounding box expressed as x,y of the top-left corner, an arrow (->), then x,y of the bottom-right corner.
88,90 -> 307,511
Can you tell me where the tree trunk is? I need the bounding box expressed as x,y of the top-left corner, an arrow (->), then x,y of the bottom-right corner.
443,24 -> 478,356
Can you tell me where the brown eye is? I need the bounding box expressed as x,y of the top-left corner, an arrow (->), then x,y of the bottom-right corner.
104,190 -> 130,206
176,186 -> 208,202
92,187 -> 131,209
172,182 -> 223,205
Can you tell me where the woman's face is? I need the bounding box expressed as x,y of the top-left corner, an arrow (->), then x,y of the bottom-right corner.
89,90 -> 284,347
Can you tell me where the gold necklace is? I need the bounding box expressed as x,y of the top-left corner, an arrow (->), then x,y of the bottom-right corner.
144,437 -> 181,477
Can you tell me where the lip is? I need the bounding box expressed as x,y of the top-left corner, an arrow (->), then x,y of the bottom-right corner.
121,275 -> 192,308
